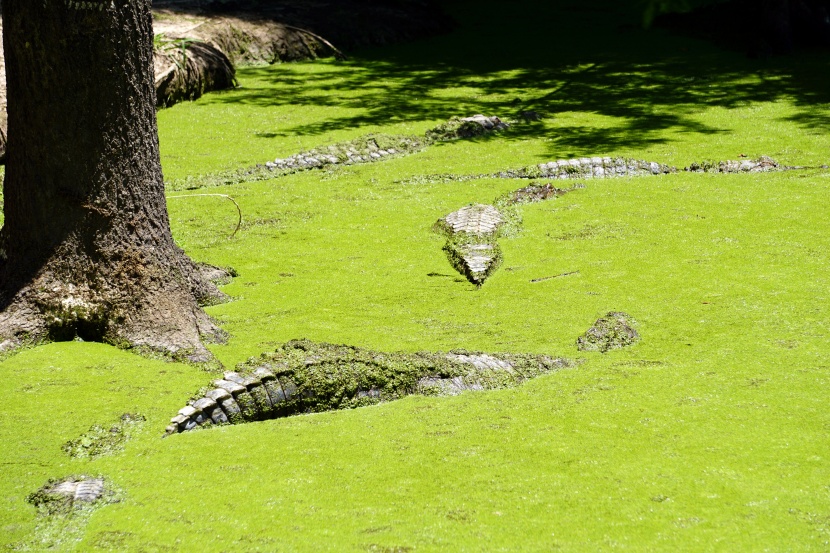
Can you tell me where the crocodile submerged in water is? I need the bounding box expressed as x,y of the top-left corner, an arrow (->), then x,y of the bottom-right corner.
165,339 -> 574,435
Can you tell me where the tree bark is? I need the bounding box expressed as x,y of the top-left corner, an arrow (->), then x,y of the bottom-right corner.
0,0 -> 226,361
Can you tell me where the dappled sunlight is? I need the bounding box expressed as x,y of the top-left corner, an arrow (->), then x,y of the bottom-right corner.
193,0 -> 830,158
6,1 -> 829,550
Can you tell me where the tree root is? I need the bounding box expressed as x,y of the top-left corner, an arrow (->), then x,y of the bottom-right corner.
0,252 -> 233,363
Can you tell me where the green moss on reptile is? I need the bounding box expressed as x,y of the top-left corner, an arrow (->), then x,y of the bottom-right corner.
425,118 -> 489,142
234,390 -> 261,420
62,413 -> 145,459
441,240 -> 503,285
248,385 -> 274,417
223,401 -> 246,425
242,340 -> 455,413
26,481 -> 76,517
231,340 -> 571,417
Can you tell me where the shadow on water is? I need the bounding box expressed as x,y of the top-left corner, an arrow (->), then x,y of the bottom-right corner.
200,0 -> 830,156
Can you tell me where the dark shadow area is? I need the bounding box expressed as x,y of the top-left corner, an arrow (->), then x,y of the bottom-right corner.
655,0 -> 830,58
153,0 -> 456,49
196,0 -> 830,158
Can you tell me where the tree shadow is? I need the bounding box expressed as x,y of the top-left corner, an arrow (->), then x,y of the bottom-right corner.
152,0 -> 456,49
199,0 -> 830,158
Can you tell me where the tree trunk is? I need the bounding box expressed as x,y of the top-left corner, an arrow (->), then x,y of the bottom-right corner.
0,0 -> 226,361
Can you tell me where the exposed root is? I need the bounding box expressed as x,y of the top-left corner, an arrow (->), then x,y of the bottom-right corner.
0,251 -> 233,363
154,38 -> 236,108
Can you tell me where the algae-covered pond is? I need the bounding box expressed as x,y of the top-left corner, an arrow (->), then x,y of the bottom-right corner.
2,0 -> 829,550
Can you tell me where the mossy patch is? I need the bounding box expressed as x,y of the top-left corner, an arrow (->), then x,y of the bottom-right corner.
166,339 -> 574,431
242,339 -> 573,411
434,182 -> 583,285
577,312 -> 641,353
441,237 -> 504,286
496,182 -> 582,205
17,476 -> 118,551
433,204 -> 509,286
424,115 -> 508,142
165,133 -> 426,191
27,477 -> 109,516
4,0 -> 830,549
62,413 -> 145,459
684,156 -> 779,173
165,115 -> 513,192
